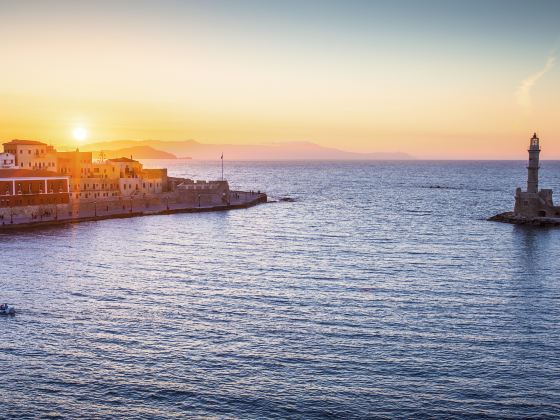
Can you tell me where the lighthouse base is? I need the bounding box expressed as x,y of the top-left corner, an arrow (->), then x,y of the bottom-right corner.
513,188 -> 560,218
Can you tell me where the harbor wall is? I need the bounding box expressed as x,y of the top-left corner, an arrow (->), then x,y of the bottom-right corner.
0,203 -> 68,221
0,191 -> 267,230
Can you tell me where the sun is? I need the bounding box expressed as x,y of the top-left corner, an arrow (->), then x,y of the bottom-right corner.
73,127 -> 88,143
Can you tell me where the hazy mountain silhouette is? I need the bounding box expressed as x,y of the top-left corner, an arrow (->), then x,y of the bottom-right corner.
94,145 -> 177,160
83,140 -> 412,160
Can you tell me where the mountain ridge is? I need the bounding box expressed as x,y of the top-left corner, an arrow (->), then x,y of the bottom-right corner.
80,139 -> 412,160
96,145 -> 177,160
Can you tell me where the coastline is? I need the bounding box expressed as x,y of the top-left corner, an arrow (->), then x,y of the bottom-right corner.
0,191 -> 267,231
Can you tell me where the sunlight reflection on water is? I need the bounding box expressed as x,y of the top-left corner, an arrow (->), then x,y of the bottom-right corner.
1,161 -> 559,417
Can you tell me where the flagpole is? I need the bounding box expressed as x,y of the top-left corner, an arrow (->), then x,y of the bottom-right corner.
221,152 -> 224,181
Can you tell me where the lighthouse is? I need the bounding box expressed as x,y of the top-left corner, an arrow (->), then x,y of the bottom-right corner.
526,133 -> 540,193
512,132 -> 558,219
491,132 -> 560,224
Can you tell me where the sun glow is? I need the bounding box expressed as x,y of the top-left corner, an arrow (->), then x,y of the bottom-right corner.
73,127 -> 88,143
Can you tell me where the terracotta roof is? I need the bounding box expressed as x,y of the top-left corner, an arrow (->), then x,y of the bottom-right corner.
0,169 -> 67,178
107,157 -> 138,163
3,139 -> 47,146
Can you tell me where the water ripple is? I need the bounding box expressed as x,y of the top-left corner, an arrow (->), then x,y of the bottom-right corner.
1,161 -> 560,418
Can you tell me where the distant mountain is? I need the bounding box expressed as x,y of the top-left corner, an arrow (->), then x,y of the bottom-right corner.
83,140 -> 412,161
93,145 -> 177,160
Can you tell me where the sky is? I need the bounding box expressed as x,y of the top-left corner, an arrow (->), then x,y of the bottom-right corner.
0,0 -> 559,159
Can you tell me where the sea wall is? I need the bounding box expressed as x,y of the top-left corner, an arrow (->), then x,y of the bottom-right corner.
0,203 -> 68,221
0,191 -> 267,230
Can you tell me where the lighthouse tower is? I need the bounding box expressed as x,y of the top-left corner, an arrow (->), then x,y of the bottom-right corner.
513,132 -> 558,218
527,133 -> 540,193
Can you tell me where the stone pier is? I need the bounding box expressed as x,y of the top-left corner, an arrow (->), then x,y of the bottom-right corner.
0,190 -> 267,231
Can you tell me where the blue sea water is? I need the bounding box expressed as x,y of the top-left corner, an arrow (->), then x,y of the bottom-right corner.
1,160 -> 559,418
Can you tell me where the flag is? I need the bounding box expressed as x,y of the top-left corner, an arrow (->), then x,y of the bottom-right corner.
221,153 -> 223,160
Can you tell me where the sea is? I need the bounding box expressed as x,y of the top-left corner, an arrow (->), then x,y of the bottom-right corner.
1,160 -> 559,418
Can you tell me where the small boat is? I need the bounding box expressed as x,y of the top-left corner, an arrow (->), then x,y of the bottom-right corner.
0,303 -> 15,316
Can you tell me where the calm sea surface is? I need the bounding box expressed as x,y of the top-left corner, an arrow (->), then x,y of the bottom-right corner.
1,160 -> 559,418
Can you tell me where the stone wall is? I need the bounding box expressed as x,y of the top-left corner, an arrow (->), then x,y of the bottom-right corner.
515,188 -> 560,218
0,179 -> 234,225
0,203 -> 68,220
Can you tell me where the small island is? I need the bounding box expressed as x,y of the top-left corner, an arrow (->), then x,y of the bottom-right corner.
489,133 -> 560,226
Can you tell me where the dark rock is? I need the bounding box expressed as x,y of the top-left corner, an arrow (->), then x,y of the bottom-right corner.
488,211 -> 560,226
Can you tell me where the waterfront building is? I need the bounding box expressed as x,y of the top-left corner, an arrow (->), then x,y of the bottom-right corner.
70,177 -> 121,200
3,140 -> 58,171
0,139 -> 187,213
0,152 -> 16,169
118,177 -> 142,196
140,168 -> 168,194
59,151 -> 120,200
106,157 -> 166,196
57,150 -> 94,178
0,169 -> 70,207
514,133 -> 560,218
60,156 -> 167,200
91,161 -> 119,179
107,157 -> 143,178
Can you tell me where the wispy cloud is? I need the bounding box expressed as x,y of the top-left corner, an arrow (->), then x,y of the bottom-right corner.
516,54 -> 556,113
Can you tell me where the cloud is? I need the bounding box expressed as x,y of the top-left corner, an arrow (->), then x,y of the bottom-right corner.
515,54 -> 556,113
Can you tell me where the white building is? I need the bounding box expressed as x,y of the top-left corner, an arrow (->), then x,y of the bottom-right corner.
0,152 -> 16,169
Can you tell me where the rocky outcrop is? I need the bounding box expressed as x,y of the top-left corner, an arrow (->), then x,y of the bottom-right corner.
488,212 -> 560,226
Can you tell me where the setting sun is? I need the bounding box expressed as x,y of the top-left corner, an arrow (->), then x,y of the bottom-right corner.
72,127 -> 88,143
1,2 -> 560,418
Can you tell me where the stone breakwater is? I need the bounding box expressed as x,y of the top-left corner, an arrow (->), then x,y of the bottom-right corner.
0,191 -> 267,231
488,212 -> 560,227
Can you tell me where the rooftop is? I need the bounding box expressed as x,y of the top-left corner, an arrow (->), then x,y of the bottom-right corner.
3,139 -> 48,146
0,169 -> 66,178
107,157 -> 139,163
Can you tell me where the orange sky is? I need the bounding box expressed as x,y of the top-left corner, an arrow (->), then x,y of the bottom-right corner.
0,1 -> 559,159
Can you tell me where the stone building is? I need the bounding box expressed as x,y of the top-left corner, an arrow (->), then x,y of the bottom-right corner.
57,150 -> 94,178
0,169 -> 70,207
3,140 -> 58,171
514,133 -> 560,218
139,168 -> 168,194
175,180 -> 231,206
0,139 -> 220,218
70,178 -> 121,200
106,157 -> 143,178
